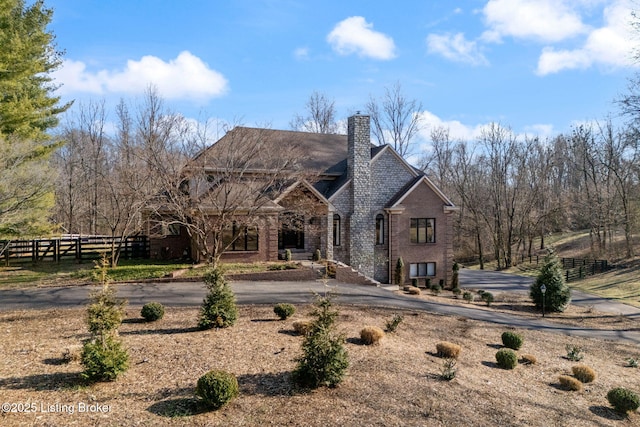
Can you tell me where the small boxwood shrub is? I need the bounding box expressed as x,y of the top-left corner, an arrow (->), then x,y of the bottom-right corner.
559,375 -> 583,391
195,370 -> 239,410
607,387 -> 640,413
572,365 -> 596,383
436,342 -> 461,359
274,303 -> 296,320
501,331 -> 524,350
495,348 -> 518,369
463,291 -> 473,303
284,249 -> 292,262
81,336 -> 129,382
520,354 -> 537,365
481,292 -> 495,306
141,302 -> 165,322
360,326 -> 384,345
312,249 -> 321,261
430,283 -> 442,295
293,320 -> 312,335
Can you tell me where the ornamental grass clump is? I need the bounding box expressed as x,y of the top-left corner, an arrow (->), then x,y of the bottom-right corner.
195,370 -> 239,410
607,387 -> 640,414
360,326 -> 384,345
436,341 -> 461,359
495,348 -> 518,370
198,267 -> 238,330
559,375 -> 583,391
293,320 -> 313,335
572,365 -> 597,383
274,303 -> 296,320
520,354 -> 537,365
141,302 -> 165,322
501,331 -> 524,350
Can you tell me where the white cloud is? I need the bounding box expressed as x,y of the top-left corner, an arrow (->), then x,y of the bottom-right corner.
426,33 -> 489,66
481,0 -> 588,43
53,51 -> 229,101
417,110 -> 487,142
327,16 -> 396,60
536,0 -> 635,75
294,47 -> 310,60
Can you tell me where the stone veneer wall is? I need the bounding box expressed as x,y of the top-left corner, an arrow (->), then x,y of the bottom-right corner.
347,115 -> 374,278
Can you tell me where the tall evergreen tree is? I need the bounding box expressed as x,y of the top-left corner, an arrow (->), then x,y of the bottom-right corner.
0,0 -> 70,237
530,250 -> 571,313
0,0 -> 71,141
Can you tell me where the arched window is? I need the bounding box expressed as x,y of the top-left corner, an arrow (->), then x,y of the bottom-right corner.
375,214 -> 385,245
333,214 -> 341,246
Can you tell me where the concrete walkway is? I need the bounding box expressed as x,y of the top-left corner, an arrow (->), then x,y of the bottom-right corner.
0,270 -> 639,345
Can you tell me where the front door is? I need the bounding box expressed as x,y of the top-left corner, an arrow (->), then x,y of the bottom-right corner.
279,214 -> 305,249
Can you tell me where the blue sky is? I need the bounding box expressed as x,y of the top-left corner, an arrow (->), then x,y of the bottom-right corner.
48,0 -> 638,143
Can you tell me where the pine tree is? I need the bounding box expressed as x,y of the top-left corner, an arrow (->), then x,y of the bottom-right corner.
0,0 -> 71,236
0,0 -> 72,141
530,250 -> 571,312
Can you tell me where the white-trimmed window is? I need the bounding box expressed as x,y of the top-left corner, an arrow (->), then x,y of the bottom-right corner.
333,214 -> 341,246
409,262 -> 436,277
410,218 -> 435,243
375,214 -> 385,245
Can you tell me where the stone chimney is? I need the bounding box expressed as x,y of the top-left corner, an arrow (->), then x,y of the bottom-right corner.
347,114 -> 374,278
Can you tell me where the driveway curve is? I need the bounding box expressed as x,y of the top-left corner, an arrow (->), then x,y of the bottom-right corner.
0,270 -> 639,345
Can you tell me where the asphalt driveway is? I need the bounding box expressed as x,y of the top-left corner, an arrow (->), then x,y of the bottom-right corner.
0,269 -> 639,344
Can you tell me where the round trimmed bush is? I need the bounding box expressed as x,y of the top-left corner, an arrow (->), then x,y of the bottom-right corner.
572,365 -> 596,383
463,291 -> 473,303
501,331 -> 524,350
481,292 -> 495,306
607,387 -> 640,413
495,348 -> 518,370
196,370 -> 239,410
274,303 -> 296,320
360,326 -> 384,345
141,302 -> 165,322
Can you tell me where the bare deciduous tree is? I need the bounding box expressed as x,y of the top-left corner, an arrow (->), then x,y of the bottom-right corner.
290,91 -> 339,134
366,81 -> 423,157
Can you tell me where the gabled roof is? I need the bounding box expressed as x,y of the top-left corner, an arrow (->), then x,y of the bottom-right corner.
386,174 -> 456,209
193,127 -> 350,174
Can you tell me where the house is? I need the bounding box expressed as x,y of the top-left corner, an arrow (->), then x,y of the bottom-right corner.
150,114 -> 457,285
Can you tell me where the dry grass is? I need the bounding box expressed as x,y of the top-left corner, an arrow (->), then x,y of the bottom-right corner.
1,303 -> 639,427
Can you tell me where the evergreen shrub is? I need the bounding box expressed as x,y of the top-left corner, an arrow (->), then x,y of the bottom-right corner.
198,268 -> 238,330
607,387 -> 640,413
501,331 -> 524,350
274,303 -> 296,320
495,348 -> 518,369
141,302 -> 165,322
81,336 -> 129,382
195,370 -> 239,410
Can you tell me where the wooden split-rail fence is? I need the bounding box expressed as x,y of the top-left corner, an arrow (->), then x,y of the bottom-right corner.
519,254 -> 608,283
0,236 -> 150,266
